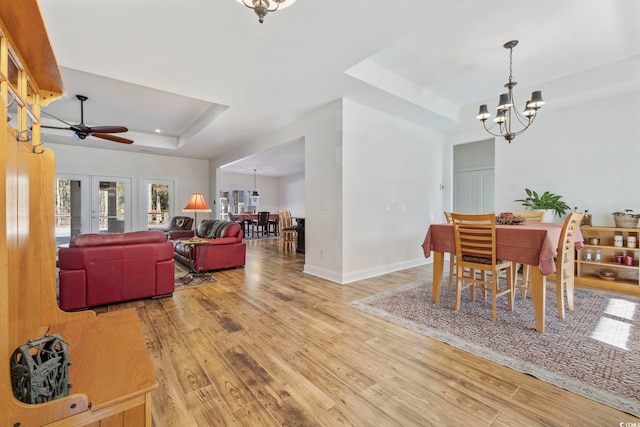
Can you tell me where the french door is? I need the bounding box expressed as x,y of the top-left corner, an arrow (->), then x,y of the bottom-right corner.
55,174 -> 131,245
91,176 -> 131,234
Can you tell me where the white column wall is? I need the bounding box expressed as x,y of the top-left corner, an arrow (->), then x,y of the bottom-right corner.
211,100 -> 344,282
341,99 -> 444,283
278,173 -> 305,217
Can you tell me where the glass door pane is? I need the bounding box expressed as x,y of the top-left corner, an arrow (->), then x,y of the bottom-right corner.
92,177 -> 131,233
146,183 -> 170,230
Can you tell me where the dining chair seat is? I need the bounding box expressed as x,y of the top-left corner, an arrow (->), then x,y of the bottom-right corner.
461,255 -> 510,265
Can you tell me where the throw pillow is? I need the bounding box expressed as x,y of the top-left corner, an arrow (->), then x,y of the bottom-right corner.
197,220 -> 217,238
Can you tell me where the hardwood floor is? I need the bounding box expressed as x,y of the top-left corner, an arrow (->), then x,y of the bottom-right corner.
104,238 -> 639,426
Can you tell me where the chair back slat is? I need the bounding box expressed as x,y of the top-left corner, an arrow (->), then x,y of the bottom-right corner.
451,213 -> 497,264
513,211 -> 545,223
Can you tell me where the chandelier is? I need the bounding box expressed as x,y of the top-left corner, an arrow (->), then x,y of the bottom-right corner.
476,40 -> 545,143
251,169 -> 260,200
236,0 -> 297,23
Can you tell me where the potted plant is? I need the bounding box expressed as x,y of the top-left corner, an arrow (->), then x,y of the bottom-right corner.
514,188 -> 570,220
612,209 -> 640,228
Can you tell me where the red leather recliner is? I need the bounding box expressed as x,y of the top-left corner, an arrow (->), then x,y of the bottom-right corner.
58,231 -> 175,311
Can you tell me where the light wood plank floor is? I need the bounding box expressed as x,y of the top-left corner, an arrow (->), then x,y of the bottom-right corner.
103,238 -> 639,426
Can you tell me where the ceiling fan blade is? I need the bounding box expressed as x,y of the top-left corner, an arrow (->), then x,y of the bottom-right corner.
41,125 -> 72,131
89,126 -> 128,134
92,133 -> 134,145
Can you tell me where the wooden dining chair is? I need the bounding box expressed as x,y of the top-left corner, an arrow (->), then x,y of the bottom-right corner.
511,210 -> 545,296
278,210 -> 297,248
450,212 -> 514,322
514,212 -> 584,319
250,211 -> 269,237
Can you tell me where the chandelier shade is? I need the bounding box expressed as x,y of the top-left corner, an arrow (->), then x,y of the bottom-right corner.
252,169 -> 260,200
235,0 -> 297,23
476,40 -> 545,143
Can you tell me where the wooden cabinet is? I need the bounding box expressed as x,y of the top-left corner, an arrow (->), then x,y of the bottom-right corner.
1,2 -> 157,426
576,226 -> 640,295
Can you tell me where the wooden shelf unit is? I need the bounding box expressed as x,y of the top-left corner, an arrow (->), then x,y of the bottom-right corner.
0,3 -> 157,426
576,226 -> 640,295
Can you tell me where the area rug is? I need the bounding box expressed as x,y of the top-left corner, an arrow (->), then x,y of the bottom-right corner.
174,264 -> 217,289
349,281 -> 640,417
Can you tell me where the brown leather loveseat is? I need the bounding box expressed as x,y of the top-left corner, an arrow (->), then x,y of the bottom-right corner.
171,220 -> 246,272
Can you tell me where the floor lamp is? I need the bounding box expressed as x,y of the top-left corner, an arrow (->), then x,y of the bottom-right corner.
182,192 -> 212,243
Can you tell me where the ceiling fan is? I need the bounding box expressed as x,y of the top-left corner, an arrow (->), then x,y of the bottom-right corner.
41,94 -> 133,144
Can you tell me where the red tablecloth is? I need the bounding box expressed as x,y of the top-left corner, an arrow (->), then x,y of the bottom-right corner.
422,223 -> 583,276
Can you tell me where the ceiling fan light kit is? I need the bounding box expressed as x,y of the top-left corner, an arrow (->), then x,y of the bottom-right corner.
41,94 -> 133,145
236,0 -> 297,23
476,40 -> 545,143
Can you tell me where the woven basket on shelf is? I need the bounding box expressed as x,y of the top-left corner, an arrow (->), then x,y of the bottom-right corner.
613,215 -> 639,228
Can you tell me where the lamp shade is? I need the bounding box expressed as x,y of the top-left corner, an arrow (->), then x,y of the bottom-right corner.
183,193 -> 212,212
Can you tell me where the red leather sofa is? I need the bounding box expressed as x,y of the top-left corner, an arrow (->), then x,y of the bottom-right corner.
171,220 -> 246,272
58,231 -> 175,311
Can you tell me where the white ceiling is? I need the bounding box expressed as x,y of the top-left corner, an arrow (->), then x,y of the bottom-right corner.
37,0 -> 640,176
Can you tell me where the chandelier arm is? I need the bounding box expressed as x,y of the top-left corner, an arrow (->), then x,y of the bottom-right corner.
511,108 -> 533,129
481,120 -> 508,138
510,113 -> 538,137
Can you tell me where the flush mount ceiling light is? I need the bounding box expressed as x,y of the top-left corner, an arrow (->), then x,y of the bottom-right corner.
235,0 -> 297,23
476,40 -> 545,143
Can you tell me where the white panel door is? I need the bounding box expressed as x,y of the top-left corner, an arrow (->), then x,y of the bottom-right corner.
453,168 -> 495,213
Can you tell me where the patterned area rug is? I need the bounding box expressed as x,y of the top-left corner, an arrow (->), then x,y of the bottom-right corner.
174,263 -> 217,289
349,281 -> 640,417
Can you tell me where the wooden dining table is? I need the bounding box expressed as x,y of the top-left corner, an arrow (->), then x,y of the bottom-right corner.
421,222 -> 584,332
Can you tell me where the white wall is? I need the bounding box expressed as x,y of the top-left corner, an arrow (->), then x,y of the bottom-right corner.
497,90 -> 640,225
341,99 -> 444,283
278,172 -> 305,217
49,143 -> 210,231
445,89 -> 640,226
